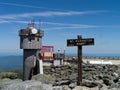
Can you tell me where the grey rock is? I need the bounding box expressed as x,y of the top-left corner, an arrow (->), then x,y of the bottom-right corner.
0,72 -> 18,79
63,85 -> 71,90
95,80 -> 103,89
52,86 -> 63,90
0,79 -> 22,89
82,80 -> 98,88
84,68 -> 96,71
42,64 -> 120,89
68,73 -> 77,82
0,80 -> 52,90
72,86 -> 99,90
100,84 -> 109,90
32,74 -> 55,85
109,81 -> 120,89
0,64 -> 119,90
69,83 -> 77,89
54,80 -> 71,86
51,68 -> 55,72
103,78 -> 114,86
103,75 -> 113,80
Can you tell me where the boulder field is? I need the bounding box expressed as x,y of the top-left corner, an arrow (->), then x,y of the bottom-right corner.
0,64 -> 120,90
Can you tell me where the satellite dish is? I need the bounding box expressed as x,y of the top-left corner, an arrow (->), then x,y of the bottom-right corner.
31,28 -> 37,34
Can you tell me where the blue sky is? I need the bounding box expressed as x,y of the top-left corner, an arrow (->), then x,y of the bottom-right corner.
0,0 -> 120,55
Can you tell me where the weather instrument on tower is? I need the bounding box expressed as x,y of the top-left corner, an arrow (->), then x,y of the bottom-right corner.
31,28 -> 38,34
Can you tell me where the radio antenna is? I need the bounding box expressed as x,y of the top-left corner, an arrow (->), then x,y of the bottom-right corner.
39,19 -> 41,29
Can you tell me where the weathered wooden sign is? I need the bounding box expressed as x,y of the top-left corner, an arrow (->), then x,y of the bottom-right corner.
67,35 -> 94,85
67,38 -> 94,46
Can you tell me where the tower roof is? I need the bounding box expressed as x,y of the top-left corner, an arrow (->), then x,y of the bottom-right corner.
19,27 -> 44,37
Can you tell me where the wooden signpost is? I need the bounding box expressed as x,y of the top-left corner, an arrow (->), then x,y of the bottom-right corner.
67,35 -> 94,85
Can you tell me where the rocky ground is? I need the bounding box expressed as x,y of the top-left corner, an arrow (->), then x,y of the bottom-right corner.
0,64 -> 120,90
42,64 -> 120,90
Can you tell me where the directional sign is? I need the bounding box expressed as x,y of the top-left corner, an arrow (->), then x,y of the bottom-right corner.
67,35 -> 95,85
67,38 -> 94,46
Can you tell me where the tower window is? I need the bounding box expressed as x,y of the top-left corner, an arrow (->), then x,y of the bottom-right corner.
37,37 -> 39,41
28,38 -> 31,42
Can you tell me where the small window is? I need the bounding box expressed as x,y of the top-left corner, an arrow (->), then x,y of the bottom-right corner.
29,38 -> 31,42
37,37 -> 39,41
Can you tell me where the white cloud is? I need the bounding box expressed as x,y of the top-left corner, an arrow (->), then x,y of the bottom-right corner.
0,19 -> 9,23
0,2 -> 65,11
0,19 -> 98,29
43,26 -> 98,31
0,10 -> 107,20
41,21 -> 97,27
41,22 -> 120,30
10,20 -> 29,24
41,21 -> 99,30
1,20 -> 120,30
0,2 -> 109,13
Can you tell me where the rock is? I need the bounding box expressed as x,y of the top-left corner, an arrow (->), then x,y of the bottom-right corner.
0,72 -> 18,79
72,86 -> 83,90
95,80 -> 103,89
0,80 -> 52,90
43,64 -> 120,89
32,74 -> 55,85
63,85 -> 71,90
0,79 -> 22,89
69,83 -> 77,89
100,84 -> 109,90
54,80 -> 71,86
51,68 -> 55,72
110,88 -> 120,90
68,73 -> 77,82
72,86 -> 99,90
52,86 -> 63,90
109,81 -> 120,89
82,80 -> 98,88
113,77 -> 119,83
103,75 -> 113,80
84,68 -> 96,71
112,72 -> 119,77
0,79 -> 66,90
97,74 -> 103,79
0,78 -> 11,81
103,78 -> 114,86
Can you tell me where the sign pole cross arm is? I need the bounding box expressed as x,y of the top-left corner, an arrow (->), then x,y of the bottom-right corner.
67,35 -> 94,86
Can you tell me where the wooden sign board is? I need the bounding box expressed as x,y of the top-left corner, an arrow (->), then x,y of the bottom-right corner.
67,38 -> 94,46
67,35 -> 94,85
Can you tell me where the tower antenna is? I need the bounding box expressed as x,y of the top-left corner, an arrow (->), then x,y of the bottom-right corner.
28,20 -> 35,28
31,20 -> 35,28
39,19 -> 41,29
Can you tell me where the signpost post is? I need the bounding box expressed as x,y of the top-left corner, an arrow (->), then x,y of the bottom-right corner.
67,35 -> 94,85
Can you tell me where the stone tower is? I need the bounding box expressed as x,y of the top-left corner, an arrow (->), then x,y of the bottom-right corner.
19,26 -> 44,81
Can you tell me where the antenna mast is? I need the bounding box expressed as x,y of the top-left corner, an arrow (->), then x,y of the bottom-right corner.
28,20 -> 35,28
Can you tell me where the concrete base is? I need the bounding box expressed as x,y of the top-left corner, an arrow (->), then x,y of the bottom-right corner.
38,60 -> 43,74
43,62 -> 52,66
53,60 -> 63,66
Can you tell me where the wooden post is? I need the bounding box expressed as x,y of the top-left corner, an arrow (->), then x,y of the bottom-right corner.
67,35 -> 94,86
77,35 -> 82,85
